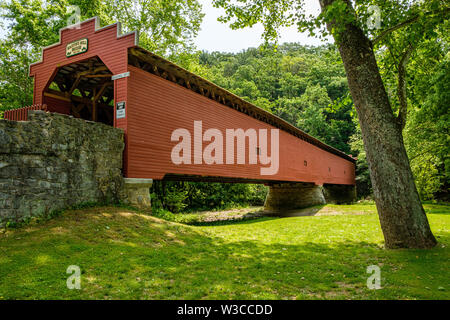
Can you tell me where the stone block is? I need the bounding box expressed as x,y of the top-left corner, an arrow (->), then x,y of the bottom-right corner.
0,111 -> 125,225
122,178 -> 153,209
264,182 -> 326,214
322,184 -> 356,204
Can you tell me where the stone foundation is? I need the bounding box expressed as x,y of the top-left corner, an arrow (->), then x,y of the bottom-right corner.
264,182 -> 356,214
264,182 -> 326,214
322,184 -> 356,204
122,178 -> 153,209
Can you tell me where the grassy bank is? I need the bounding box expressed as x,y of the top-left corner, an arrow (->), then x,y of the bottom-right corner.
0,203 -> 448,299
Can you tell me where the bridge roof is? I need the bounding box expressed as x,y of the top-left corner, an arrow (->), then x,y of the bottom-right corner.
128,46 -> 356,163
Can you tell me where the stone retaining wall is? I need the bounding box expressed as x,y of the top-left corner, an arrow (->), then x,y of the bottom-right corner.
0,111 -> 125,225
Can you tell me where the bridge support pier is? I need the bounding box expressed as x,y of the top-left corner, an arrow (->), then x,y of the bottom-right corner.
264,182 -> 326,214
322,184 -> 356,204
264,182 -> 356,215
122,178 -> 153,210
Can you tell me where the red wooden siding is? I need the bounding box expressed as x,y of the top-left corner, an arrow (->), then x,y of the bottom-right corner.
28,18 -> 136,129
126,65 -> 355,185
42,96 -> 71,115
28,18 -> 137,174
29,18 -> 136,103
114,76 -> 129,175
3,104 -> 48,121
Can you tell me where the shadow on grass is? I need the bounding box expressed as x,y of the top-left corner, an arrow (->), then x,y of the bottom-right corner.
262,205 -> 327,218
0,206 -> 448,300
423,204 -> 450,215
189,215 -> 277,226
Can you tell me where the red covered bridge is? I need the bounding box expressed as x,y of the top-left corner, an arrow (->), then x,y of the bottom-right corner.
8,18 -> 356,211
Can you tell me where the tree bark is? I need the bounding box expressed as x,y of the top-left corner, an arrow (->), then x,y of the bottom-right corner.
397,43 -> 415,130
319,0 -> 437,248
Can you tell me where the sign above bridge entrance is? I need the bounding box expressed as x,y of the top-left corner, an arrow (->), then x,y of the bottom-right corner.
66,38 -> 88,57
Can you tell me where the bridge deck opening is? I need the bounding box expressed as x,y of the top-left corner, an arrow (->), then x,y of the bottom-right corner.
43,56 -> 114,125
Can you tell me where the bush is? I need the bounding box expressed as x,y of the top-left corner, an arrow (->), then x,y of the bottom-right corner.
150,181 -> 268,213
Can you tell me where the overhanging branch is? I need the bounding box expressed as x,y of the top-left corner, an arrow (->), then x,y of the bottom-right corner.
373,15 -> 419,45
372,8 -> 450,45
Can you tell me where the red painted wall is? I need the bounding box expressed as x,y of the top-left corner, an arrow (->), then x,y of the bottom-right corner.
3,105 -> 48,121
29,18 -> 135,105
29,18 -> 137,175
42,96 -> 71,115
126,65 -> 355,185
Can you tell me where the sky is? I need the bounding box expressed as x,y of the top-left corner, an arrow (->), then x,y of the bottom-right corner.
0,0 -> 331,52
0,20 -> 6,39
194,0 -> 330,53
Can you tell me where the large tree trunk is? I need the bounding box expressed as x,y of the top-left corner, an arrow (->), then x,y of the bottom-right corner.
319,0 -> 437,248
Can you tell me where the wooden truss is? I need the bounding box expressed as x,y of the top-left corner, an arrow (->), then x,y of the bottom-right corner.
44,57 -> 114,125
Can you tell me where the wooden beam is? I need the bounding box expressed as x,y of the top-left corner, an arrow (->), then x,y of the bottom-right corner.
83,65 -> 108,76
130,48 -> 208,96
153,65 -> 160,76
103,107 -> 113,123
47,88 -> 112,106
45,89 -> 99,106
56,82 -> 66,92
71,103 -> 85,118
44,91 -> 71,102
68,75 -> 82,96
93,81 -> 112,102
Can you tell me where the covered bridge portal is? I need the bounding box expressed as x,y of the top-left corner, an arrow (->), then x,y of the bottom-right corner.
24,18 -> 356,212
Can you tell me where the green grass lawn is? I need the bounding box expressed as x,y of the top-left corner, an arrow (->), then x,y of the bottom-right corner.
0,204 -> 448,300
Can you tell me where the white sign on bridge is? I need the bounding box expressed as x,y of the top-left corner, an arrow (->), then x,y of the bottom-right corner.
66,38 -> 88,57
